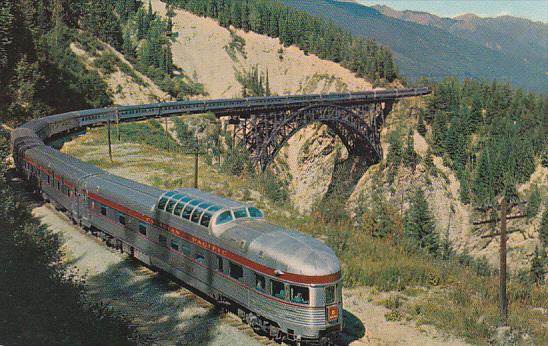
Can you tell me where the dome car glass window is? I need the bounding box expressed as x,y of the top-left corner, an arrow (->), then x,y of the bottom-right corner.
216,211 -> 233,225
248,207 -> 263,218
233,208 -> 248,219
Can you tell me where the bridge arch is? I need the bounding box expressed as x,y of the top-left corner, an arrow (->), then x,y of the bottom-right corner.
249,104 -> 384,170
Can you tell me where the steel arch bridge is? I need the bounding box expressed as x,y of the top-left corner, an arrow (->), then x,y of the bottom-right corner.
232,102 -> 392,170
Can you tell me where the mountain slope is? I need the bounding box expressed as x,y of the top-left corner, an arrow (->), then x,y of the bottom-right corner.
277,0 -> 547,92
373,5 -> 548,68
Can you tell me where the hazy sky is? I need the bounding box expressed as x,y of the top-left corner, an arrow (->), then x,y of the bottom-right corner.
356,0 -> 548,23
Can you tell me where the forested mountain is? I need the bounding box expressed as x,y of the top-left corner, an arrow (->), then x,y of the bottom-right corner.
276,0 -> 547,92
373,5 -> 547,70
165,0 -> 398,84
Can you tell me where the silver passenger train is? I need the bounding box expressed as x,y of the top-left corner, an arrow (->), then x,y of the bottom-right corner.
11,88 -> 430,345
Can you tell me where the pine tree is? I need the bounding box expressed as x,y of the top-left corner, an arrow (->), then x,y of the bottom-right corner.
526,184 -> 541,222
122,31 -> 134,59
530,246 -> 545,286
403,129 -> 417,171
0,0 -> 13,70
424,149 -> 437,177
540,209 -> 548,250
405,189 -> 439,256
417,111 -> 427,136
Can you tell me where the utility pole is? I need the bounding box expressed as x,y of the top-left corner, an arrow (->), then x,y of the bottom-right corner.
194,149 -> 199,188
107,115 -> 112,162
165,116 -> 170,152
473,199 -> 527,326
116,108 -> 120,141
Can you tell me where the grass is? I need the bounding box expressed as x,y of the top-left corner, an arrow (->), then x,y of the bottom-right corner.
63,118 -> 548,346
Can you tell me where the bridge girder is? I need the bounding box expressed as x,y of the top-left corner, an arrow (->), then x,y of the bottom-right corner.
231,101 -> 394,171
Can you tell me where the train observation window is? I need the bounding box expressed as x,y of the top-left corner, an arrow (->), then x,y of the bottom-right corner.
191,207 -> 205,223
271,280 -> 286,300
138,222 -> 147,235
217,256 -> 224,272
233,208 -> 248,219
118,213 -> 127,225
173,202 -> 186,216
170,240 -> 179,251
255,274 -> 266,292
200,212 -> 212,227
229,262 -> 243,281
166,199 -> 177,213
100,205 -> 107,216
325,285 -> 335,305
181,205 -> 194,220
248,207 -> 263,218
290,285 -> 309,305
159,235 -> 167,247
195,253 -> 205,264
157,197 -> 169,210
216,211 -> 233,225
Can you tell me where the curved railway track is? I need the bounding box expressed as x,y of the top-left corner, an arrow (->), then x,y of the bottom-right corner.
10,88 -> 429,345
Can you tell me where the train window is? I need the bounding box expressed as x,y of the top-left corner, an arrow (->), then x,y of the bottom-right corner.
100,206 -> 107,216
217,256 -> 223,272
159,235 -> 167,247
181,205 -> 195,219
248,207 -> 263,218
166,199 -> 177,213
325,285 -> 335,305
200,212 -> 212,227
255,274 -> 266,292
139,222 -> 147,235
233,208 -> 248,219
195,253 -> 205,264
170,240 -> 179,251
271,280 -> 286,300
173,202 -> 186,216
191,208 -> 205,223
290,285 -> 309,305
216,211 -> 233,225
118,214 -> 127,225
157,197 -> 169,210
181,242 -> 191,256
229,262 -> 243,280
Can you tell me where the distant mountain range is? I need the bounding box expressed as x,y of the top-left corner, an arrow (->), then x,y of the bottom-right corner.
276,0 -> 547,92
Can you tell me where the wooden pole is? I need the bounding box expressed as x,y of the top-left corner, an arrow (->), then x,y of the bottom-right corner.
165,116 -> 169,152
116,109 -> 120,141
499,197 -> 508,326
107,116 -> 112,162
194,149 -> 199,189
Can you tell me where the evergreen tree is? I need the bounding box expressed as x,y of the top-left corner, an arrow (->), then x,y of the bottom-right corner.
0,0 -> 13,70
405,189 -> 439,256
530,246 -> 545,286
526,184 -> 541,222
122,31 -> 135,59
540,209 -> 548,250
424,149 -> 437,177
386,131 -> 403,183
403,128 -> 417,171
417,111 -> 427,136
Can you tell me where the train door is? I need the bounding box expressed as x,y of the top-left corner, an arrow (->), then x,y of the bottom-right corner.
79,189 -> 91,228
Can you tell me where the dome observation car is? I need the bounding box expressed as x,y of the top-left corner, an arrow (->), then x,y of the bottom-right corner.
156,188 -> 264,230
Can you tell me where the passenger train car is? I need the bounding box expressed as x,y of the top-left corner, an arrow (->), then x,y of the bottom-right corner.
11,88 -> 430,345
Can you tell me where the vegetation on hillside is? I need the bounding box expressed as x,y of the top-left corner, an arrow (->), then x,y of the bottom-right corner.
83,0 -> 207,99
0,0 -> 111,123
0,129 -> 137,344
166,0 -> 398,84
418,78 -> 546,207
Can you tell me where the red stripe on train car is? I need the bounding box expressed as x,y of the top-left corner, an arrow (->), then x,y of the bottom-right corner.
87,192 -> 340,285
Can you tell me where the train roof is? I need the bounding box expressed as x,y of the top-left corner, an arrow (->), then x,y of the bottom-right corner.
220,219 -> 340,277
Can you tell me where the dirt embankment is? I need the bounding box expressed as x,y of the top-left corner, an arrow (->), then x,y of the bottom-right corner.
150,0 -> 372,99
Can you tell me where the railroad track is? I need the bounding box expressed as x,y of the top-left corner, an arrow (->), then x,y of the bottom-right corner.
9,170 -> 363,345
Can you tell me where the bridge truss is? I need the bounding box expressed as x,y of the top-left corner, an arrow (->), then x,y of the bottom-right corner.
229,101 -> 394,170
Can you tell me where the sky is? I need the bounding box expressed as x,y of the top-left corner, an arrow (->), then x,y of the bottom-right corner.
355,0 -> 548,23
